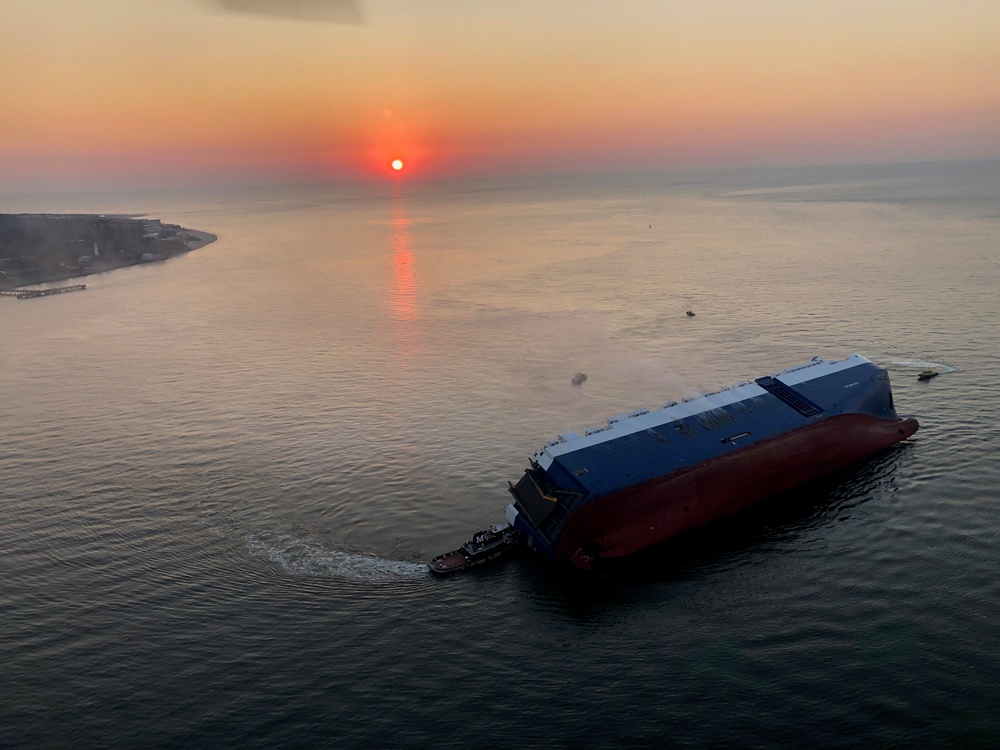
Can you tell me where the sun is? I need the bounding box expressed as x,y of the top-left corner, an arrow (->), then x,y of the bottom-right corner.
391,159 -> 404,172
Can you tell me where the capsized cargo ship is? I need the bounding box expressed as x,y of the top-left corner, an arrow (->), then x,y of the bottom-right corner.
505,354 -> 918,569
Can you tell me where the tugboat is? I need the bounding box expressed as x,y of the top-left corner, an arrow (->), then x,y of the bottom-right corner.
428,523 -> 520,574
917,369 -> 939,381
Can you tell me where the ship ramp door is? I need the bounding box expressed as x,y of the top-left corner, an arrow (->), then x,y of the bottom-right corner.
508,470 -> 559,529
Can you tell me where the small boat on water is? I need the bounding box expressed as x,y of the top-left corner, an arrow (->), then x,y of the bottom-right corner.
917,369 -> 939,381
428,523 -> 520,574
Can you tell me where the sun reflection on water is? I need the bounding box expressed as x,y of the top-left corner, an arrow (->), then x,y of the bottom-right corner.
390,214 -> 419,324
385,197 -> 426,364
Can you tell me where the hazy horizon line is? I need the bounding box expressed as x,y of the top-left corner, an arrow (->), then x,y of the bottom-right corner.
2,156 -> 997,203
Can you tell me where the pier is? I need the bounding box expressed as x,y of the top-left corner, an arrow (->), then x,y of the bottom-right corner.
0,284 -> 87,300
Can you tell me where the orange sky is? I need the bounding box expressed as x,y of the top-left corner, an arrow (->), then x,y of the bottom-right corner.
1,0 -> 999,189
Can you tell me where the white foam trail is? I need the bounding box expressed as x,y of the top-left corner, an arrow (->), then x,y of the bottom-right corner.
244,531 -> 428,582
890,359 -> 958,373
197,493 -> 429,582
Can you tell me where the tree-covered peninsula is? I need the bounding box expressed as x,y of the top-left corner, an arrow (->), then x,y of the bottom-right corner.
0,214 -> 217,289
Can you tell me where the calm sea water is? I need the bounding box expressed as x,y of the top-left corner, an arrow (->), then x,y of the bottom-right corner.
2,161 -> 998,748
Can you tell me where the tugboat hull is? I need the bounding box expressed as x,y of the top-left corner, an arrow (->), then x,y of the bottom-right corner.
428,524 -> 519,574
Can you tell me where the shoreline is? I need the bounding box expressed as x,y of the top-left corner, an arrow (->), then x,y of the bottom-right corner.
0,215 -> 218,290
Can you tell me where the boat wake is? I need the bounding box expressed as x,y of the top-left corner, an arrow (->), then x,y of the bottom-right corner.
244,531 -> 429,582
197,490 -> 429,582
890,358 -> 958,373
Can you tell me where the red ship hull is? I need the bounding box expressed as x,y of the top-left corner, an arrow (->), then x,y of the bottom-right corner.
561,414 -> 919,569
